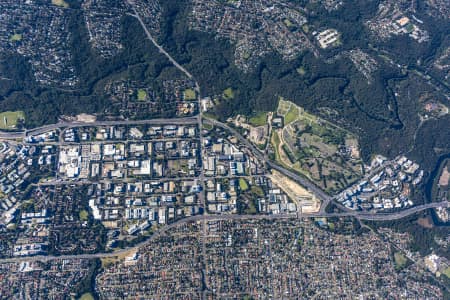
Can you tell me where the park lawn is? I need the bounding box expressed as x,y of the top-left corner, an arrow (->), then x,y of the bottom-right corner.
284,105 -> 299,124
270,131 -> 297,172
0,111 -> 25,129
257,143 -> 266,150
443,267 -> 450,279
137,89 -> 147,101
79,209 -> 89,221
223,87 -> 235,100
283,19 -> 293,27
203,123 -> 213,130
10,34 -> 22,42
248,112 -> 267,126
271,131 -> 281,161
277,97 -> 297,116
52,0 -> 69,8
302,24 -> 309,33
79,293 -> 94,300
394,252 -> 408,270
251,185 -> 264,197
246,200 -> 257,214
405,23 -> 415,33
183,88 -> 196,100
239,178 -> 249,191
298,109 -> 318,125
203,112 -> 218,120
296,66 -> 306,76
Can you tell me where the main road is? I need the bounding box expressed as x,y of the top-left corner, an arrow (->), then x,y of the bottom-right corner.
0,117 -> 199,141
0,0 -> 448,266
0,131 -> 25,140
126,0 -> 195,80
0,200 -> 447,264
203,118 -> 333,205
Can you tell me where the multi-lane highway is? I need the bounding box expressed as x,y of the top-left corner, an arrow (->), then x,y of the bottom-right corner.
203,118 -> 334,207
0,117 -> 199,141
0,3 -> 448,266
0,108 -> 445,265
0,200 -> 447,263
0,131 -> 24,140
28,117 -> 198,136
0,96 -> 447,220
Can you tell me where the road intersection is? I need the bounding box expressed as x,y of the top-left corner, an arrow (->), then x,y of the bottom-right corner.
0,200 -> 447,264
0,1 -> 448,264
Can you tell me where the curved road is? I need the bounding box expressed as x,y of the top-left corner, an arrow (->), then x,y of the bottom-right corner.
0,2 -> 448,266
127,0 -> 194,80
0,117 -> 199,141
27,117 -> 198,137
203,118 -> 333,205
0,200 -> 447,263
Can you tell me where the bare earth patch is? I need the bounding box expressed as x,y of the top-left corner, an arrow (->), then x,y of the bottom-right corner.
269,170 -> 321,213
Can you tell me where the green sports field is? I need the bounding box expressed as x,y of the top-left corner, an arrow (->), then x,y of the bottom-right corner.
0,111 -> 25,129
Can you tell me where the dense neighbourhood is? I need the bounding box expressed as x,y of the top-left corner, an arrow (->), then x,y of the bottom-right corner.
0,0 -> 449,299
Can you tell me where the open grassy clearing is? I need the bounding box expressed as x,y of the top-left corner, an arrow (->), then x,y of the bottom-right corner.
283,19 -> 293,27
394,252 -> 408,270
442,267 -> 450,279
297,109 -> 317,124
296,66 -> 306,76
52,0 -> 69,8
137,89 -> 147,101
302,24 -> 309,33
203,123 -> 214,130
79,209 -> 89,221
271,99 -> 363,193
100,256 -> 117,268
100,248 -> 137,268
248,112 -> 267,126
284,105 -> 299,124
223,87 -> 235,99
9,34 -> 22,42
271,130 -> 281,161
277,97 -> 291,116
183,88 -> 196,101
277,132 -> 305,172
239,178 -> 249,191
251,185 -> 264,197
203,112 -> 218,120
0,111 -> 25,129
79,293 -> 95,300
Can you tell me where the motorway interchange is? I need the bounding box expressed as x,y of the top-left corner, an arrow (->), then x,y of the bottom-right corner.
0,0 -> 448,263
0,113 -> 448,263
